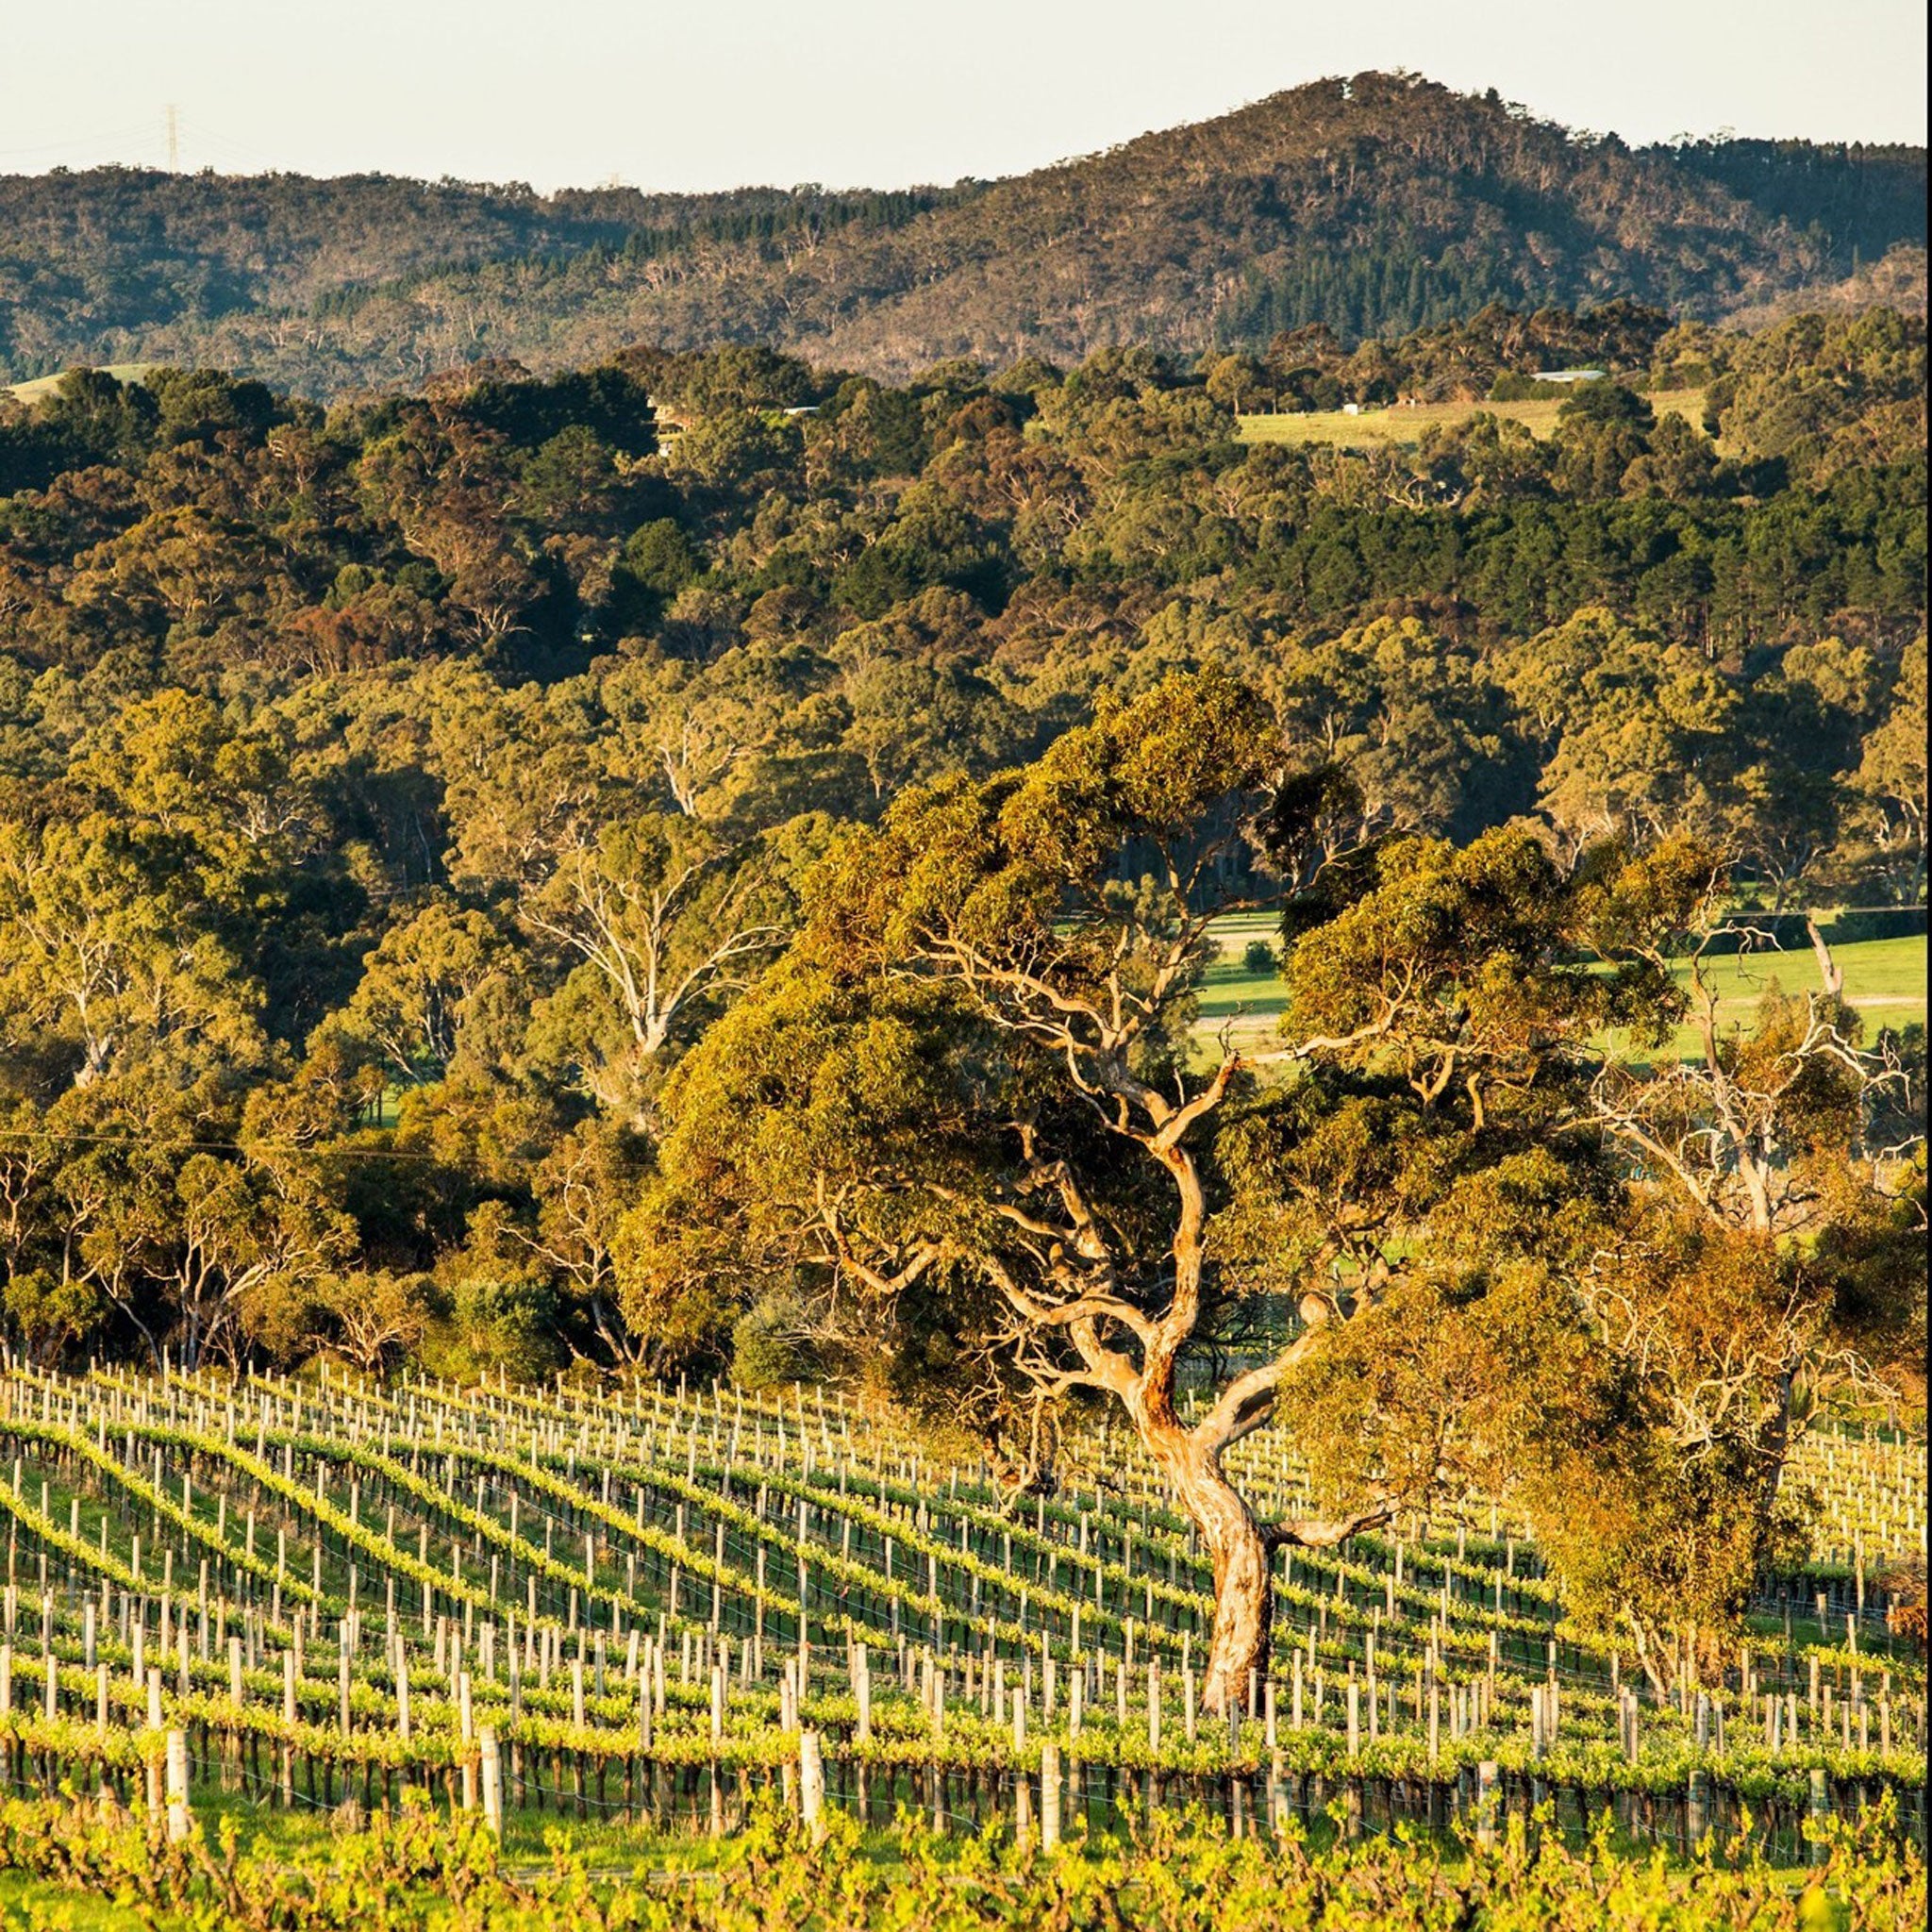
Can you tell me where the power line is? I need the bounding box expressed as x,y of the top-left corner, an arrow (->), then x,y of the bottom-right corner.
0,125 -> 161,160
0,1127 -> 445,1163
0,107 -> 279,177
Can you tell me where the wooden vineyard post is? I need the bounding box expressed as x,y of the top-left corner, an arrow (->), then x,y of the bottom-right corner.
704,1657 -> 726,1834
1041,1740 -> 1061,1851
164,1729 -> 191,1843
1476,1759 -> 1499,1851
479,1727 -> 503,1837
1808,1769 -> 1830,1866
799,1727 -> 826,1845
459,1674 -> 476,1813
1687,1768 -> 1709,1845
281,1650 -> 297,1807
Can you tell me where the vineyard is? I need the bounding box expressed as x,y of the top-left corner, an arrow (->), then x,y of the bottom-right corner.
0,1357 -> 1921,1910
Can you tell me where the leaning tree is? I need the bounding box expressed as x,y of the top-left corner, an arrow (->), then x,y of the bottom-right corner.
627,670 -> 1724,1711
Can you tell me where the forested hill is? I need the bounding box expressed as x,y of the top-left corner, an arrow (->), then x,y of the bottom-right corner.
3,72 -> 1924,395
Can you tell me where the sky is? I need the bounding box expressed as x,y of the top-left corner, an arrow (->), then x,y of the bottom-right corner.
1,1 -> 1924,192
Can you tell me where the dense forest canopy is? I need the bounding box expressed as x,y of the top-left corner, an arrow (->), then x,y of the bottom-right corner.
0,298 -> 1923,1396
0,241 -> 1923,1697
2,73 -> 1924,393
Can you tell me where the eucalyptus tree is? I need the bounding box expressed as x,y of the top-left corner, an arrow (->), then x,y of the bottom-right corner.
629,670 -> 1688,1709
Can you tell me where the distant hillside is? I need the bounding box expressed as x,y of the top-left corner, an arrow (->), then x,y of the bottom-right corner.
2,73 -> 1924,393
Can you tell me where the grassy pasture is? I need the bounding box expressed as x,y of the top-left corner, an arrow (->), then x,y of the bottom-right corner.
1236,386 -> 1708,450
1668,931 -> 1927,1026
3,363 -> 151,404
1194,920 -> 1927,1061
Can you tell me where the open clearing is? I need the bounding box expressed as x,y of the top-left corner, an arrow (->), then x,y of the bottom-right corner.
1196,920 -> 1927,1059
3,363 -> 151,404
1237,386 -> 1709,450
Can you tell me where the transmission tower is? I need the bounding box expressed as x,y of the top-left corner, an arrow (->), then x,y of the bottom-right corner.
165,104 -> 178,171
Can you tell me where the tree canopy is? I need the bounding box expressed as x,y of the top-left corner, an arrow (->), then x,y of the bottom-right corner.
633,673 -> 1921,1704
0,308 -> 1922,1687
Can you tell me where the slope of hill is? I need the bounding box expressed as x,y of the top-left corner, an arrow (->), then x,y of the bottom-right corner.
1,72 -> 1924,393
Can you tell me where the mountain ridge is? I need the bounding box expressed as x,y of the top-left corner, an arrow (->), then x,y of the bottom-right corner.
2,72 -> 1924,394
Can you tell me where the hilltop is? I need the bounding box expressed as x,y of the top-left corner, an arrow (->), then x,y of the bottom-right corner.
1,72 -> 1924,394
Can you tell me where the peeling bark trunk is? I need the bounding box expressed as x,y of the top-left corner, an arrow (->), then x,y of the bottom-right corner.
1805,917 -> 1844,1001
1626,1611 -> 1674,1700
1151,1432 -> 1273,1714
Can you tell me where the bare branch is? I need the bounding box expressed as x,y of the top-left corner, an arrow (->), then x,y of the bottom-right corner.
1265,1503 -> 1397,1552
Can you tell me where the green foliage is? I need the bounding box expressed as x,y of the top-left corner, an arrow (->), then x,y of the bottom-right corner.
419,1274 -> 561,1384
0,1782 -> 1924,1930
730,1291 -> 823,1391
0,291 -> 1921,1680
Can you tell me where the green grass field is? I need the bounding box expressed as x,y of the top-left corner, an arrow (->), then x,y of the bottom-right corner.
1195,920 -> 1928,1060
1673,932 -> 1926,1025
1194,913 -> 1290,1055
3,363 -> 151,404
1236,386 -> 1708,450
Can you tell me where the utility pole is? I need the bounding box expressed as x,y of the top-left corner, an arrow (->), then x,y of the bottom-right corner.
165,104 -> 178,172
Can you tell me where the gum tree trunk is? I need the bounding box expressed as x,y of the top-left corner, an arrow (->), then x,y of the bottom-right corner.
1150,1430 -> 1274,1715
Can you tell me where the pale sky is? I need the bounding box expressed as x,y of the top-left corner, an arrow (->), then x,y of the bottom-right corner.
2,1 -> 1924,192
